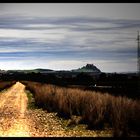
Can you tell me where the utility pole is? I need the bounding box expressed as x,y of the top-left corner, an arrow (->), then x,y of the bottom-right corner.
137,31 -> 140,76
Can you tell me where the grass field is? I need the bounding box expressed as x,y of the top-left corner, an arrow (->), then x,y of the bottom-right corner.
22,81 -> 140,137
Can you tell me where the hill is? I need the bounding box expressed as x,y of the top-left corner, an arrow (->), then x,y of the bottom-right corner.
6,69 -> 54,74
72,64 -> 101,73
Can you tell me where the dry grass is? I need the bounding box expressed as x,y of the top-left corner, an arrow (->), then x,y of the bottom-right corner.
22,81 -> 140,137
0,81 -> 16,91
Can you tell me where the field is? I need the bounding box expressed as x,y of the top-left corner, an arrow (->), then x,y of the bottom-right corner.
22,81 -> 140,137
0,80 -> 139,137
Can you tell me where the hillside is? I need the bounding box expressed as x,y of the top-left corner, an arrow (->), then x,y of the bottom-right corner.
6,69 -> 54,74
72,64 -> 101,73
2,64 -> 101,74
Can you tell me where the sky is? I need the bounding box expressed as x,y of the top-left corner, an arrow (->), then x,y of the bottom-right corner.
0,3 -> 140,72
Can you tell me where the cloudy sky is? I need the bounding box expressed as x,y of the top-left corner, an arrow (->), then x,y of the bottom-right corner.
0,3 -> 140,72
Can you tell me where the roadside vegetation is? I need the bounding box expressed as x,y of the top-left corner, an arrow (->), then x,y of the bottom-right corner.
22,81 -> 140,137
0,81 -> 16,91
25,89 -> 37,109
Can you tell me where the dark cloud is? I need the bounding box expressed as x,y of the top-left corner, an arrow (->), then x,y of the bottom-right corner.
0,15 -> 140,31
0,15 -> 138,72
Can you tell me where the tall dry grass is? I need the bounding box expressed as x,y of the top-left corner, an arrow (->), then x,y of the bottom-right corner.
0,81 -> 16,91
22,81 -> 140,137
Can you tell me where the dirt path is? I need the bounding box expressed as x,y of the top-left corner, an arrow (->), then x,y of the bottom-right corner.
0,82 -> 112,137
0,82 -> 30,137
0,82 -> 66,137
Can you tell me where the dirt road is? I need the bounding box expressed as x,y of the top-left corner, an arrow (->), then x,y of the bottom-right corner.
0,82 -> 112,137
0,82 -> 30,136
0,82 -> 67,137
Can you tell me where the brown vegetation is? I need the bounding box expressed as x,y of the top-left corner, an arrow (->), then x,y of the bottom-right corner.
0,81 -> 16,91
22,81 -> 140,137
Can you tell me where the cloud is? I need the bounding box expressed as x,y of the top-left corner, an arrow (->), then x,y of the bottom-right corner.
0,15 -> 140,31
0,57 -> 137,72
0,14 -> 139,72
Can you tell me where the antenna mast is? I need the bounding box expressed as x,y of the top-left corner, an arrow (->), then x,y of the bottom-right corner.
137,31 -> 140,76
